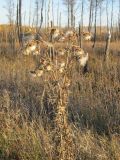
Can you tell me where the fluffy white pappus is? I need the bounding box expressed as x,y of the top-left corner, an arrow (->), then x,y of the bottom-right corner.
59,67 -> 64,73
29,45 -> 37,52
29,71 -> 37,78
23,44 -> 37,55
36,69 -> 44,77
79,53 -> 89,67
23,49 -> 30,55
84,35 -> 91,41
58,49 -> 65,56
75,50 -> 84,56
46,65 -> 52,71
53,33 -> 60,39
65,30 -> 74,37
33,50 -> 40,55
58,36 -> 65,42
60,62 -> 65,67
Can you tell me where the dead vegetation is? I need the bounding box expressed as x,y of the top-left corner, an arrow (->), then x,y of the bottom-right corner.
0,25 -> 120,160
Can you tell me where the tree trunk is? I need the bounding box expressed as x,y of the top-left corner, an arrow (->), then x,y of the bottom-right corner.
52,0 -> 54,26
18,0 -> 22,45
105,30 -> 111,62
81,0 -> 84,32
119,0 -> 120,33
47,0 -> 50,28
59,12 -> 61,28
79,23 -> 83,48
88,0 -> 92,32
111,0 -> 114,34
100,2 -> 102,36
29,0 -> 31,27
45,0 -> 47,30
57,0 -> 59,27
70,4 -> 74,28
39,0 -> 44,31
106,0 -> 109,32
74,15 -> 75,28
68,0 -> 70,28
92,0 -> 97,48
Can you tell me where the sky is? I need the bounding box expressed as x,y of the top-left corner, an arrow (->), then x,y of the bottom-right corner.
0,0 -> 119,27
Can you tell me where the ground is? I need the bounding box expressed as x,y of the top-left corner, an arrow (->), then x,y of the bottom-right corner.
0,30 -> 120,160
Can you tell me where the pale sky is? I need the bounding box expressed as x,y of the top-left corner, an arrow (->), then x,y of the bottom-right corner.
0,0 -> 119,27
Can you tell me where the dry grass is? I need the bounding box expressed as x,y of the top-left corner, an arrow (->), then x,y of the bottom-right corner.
0,28 -> 120,160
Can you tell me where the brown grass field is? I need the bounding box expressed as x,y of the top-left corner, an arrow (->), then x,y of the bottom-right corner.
0,26 -> 120,160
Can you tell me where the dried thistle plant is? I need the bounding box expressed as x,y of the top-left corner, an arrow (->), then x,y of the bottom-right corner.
26,38 -> 89,160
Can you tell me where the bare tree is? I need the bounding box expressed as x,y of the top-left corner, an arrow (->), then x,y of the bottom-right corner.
63,0 -> 70,28
63,0 -> 77,28
5,0 -> 15,50
44,0 -> 47,30
118,0 -> 120,33
5,0 -> 15,25
99,1 -> 102,35
70,0 -> 76,28
105,30 -> 111,63
111,0 -> 114,33
17,0 -> 22,44
35,0 -> 39,29
92,0 -> 98,48
79,0 -> 84,48
70,1 -> 74,27
47,0 -> 50,28
29,0 -> 32,27
19,0 -> 22,35
81,0 -> 84,32
106,0 -> 109,31
59,12 -> 62,28
39,0 -> 44,30
57,0 -> 60,27
52,0 -> 54,26
88,0 -> 94,32
67,0 -> 70,28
